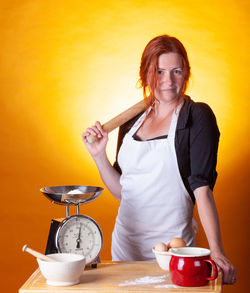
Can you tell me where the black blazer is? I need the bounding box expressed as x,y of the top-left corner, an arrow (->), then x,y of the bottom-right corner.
113,96 -> 220,203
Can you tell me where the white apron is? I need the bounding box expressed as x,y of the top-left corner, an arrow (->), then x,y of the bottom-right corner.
112,102 -> 196,261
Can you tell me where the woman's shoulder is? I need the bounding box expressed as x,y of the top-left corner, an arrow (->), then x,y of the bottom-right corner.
184,96 -> 218,124
119,111 -> 144,133
181,97 -> 220,139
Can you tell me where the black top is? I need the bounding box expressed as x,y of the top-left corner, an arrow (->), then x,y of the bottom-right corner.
133,133 -> 168,141
113,96 -> 220,203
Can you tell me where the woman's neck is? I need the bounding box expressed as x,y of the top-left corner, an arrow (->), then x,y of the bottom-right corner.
152,96 -> 182,120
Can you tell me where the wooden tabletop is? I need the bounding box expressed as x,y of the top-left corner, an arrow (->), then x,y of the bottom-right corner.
19,261 -> 223,293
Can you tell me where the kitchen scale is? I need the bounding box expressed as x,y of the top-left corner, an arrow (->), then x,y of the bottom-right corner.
40,185 -> 104,268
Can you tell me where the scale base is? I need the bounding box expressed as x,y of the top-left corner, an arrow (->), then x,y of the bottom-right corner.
45,219 -> 100,268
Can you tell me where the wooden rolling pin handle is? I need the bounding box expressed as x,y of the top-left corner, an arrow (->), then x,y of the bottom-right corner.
22,244 -> 55,262
86,99 -> 145,143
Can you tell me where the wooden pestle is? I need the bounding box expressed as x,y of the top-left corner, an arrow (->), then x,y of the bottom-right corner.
22,244 -> 55,262
86,99 -> 145,143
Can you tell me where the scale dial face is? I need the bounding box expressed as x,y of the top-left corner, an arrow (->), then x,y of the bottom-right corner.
55,215 -> 103,264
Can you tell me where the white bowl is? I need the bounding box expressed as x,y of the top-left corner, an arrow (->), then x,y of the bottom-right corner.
152,248 -> 172,271
37,253 -> 86,286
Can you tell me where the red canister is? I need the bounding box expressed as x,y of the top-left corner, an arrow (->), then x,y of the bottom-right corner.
169,247 -> 218,287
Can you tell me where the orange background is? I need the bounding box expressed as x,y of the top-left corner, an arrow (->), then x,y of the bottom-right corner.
0,1 -> 249,292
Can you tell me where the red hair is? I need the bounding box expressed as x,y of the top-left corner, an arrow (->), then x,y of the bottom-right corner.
138,35 -> 191,109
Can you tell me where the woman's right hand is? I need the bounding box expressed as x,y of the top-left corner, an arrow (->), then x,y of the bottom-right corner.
82,121 -> 108,159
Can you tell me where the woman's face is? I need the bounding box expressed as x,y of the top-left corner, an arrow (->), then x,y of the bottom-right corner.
154,53 -> 186,103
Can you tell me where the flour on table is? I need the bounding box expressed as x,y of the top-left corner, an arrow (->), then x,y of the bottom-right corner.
119,275 -> 168,286
155,284 -> 180,288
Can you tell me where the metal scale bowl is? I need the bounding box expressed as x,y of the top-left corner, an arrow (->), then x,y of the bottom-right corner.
41,185 -> 104,267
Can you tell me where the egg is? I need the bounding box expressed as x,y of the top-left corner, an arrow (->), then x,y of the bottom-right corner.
168,238 -> 186,249
154,242 -> 168,252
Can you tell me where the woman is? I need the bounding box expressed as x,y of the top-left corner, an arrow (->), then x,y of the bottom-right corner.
82,35 -> 236,284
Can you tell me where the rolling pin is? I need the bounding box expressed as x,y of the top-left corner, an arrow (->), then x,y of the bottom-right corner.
22,244 -> 55,262
87,99 -> 145,143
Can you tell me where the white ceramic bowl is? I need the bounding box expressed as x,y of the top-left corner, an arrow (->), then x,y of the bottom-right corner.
152,248 -> 172,271
37,253 -> 86,286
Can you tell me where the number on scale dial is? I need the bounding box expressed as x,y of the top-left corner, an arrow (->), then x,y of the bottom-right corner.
56,215 -> 103,264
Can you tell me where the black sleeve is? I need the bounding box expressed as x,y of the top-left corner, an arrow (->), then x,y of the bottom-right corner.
188,103 -> 220,191
113,112 -> 144,174
113,126 -> 124,174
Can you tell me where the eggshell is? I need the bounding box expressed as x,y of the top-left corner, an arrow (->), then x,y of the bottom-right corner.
154,242 -> 168,252
168,238 -> 186,248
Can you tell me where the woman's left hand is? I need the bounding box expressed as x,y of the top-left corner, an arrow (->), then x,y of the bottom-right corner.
211,252 -> 237,284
